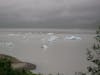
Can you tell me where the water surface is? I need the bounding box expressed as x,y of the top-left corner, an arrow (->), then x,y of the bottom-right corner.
0,29 -> 95,75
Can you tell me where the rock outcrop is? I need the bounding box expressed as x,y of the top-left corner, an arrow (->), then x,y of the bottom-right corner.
0,54 -> 36,70
12,62 -> 36,70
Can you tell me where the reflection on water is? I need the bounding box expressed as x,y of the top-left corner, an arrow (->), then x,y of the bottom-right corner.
0,30 -> 95,75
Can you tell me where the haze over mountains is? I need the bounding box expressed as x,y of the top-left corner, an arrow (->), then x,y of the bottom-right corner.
0,0 -> 100,29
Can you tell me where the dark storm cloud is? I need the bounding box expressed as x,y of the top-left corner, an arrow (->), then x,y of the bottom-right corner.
0,0 -> 100,29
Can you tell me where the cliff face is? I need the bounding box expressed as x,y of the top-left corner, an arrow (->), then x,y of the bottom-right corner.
0,54 -> 36,70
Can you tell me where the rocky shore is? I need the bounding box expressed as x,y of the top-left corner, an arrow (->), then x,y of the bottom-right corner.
0,54 -> 36,70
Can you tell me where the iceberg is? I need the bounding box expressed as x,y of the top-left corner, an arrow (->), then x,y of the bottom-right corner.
47,35 -> 59,42
64,35 -> 82,40
41,44 -> 48,49
47,33 -> 54,35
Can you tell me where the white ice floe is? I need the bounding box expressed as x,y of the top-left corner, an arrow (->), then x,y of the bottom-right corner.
47,33 -> 59,43
6,42 -> 13,46
41,33 -> 59,49
8,32 -> 35,41
47,35 -> 59,42
64,35 -> 82,40
41,33 -> 59,44
8,33 -> 16,36
0,41 -> 14,50
41,44 -> 48,49
8,33 -> 21,37
47,33 -> 54,35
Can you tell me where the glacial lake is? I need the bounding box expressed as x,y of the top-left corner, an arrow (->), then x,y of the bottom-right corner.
0,29 -> 95,75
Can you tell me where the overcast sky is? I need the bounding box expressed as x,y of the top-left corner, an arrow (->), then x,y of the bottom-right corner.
0,0 -> 100,29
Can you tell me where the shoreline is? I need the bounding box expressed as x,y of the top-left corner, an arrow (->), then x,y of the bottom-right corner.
0,28 -> 95,34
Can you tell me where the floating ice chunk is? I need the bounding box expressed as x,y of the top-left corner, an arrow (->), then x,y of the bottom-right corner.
47,33 -> 54,35
75,36 -> 82,40
41,33 -> 59,49
24,32 -> 33,37
41,33 -> 59,43
47,35 -> 59,42
8,33 -> 16,36
41,45 -> 48,49
7,42 -> 14,48
64,35 -> 82,40
8,33 -> 22,37
0,42 -> 14,50
6,42 -> 13,46
8,32 -> 35,40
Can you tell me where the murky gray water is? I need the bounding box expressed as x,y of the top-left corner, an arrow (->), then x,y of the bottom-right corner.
0,29 -> 95,75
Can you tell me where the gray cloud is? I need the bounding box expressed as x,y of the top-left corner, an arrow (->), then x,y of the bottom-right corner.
0,0 -> 100,29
